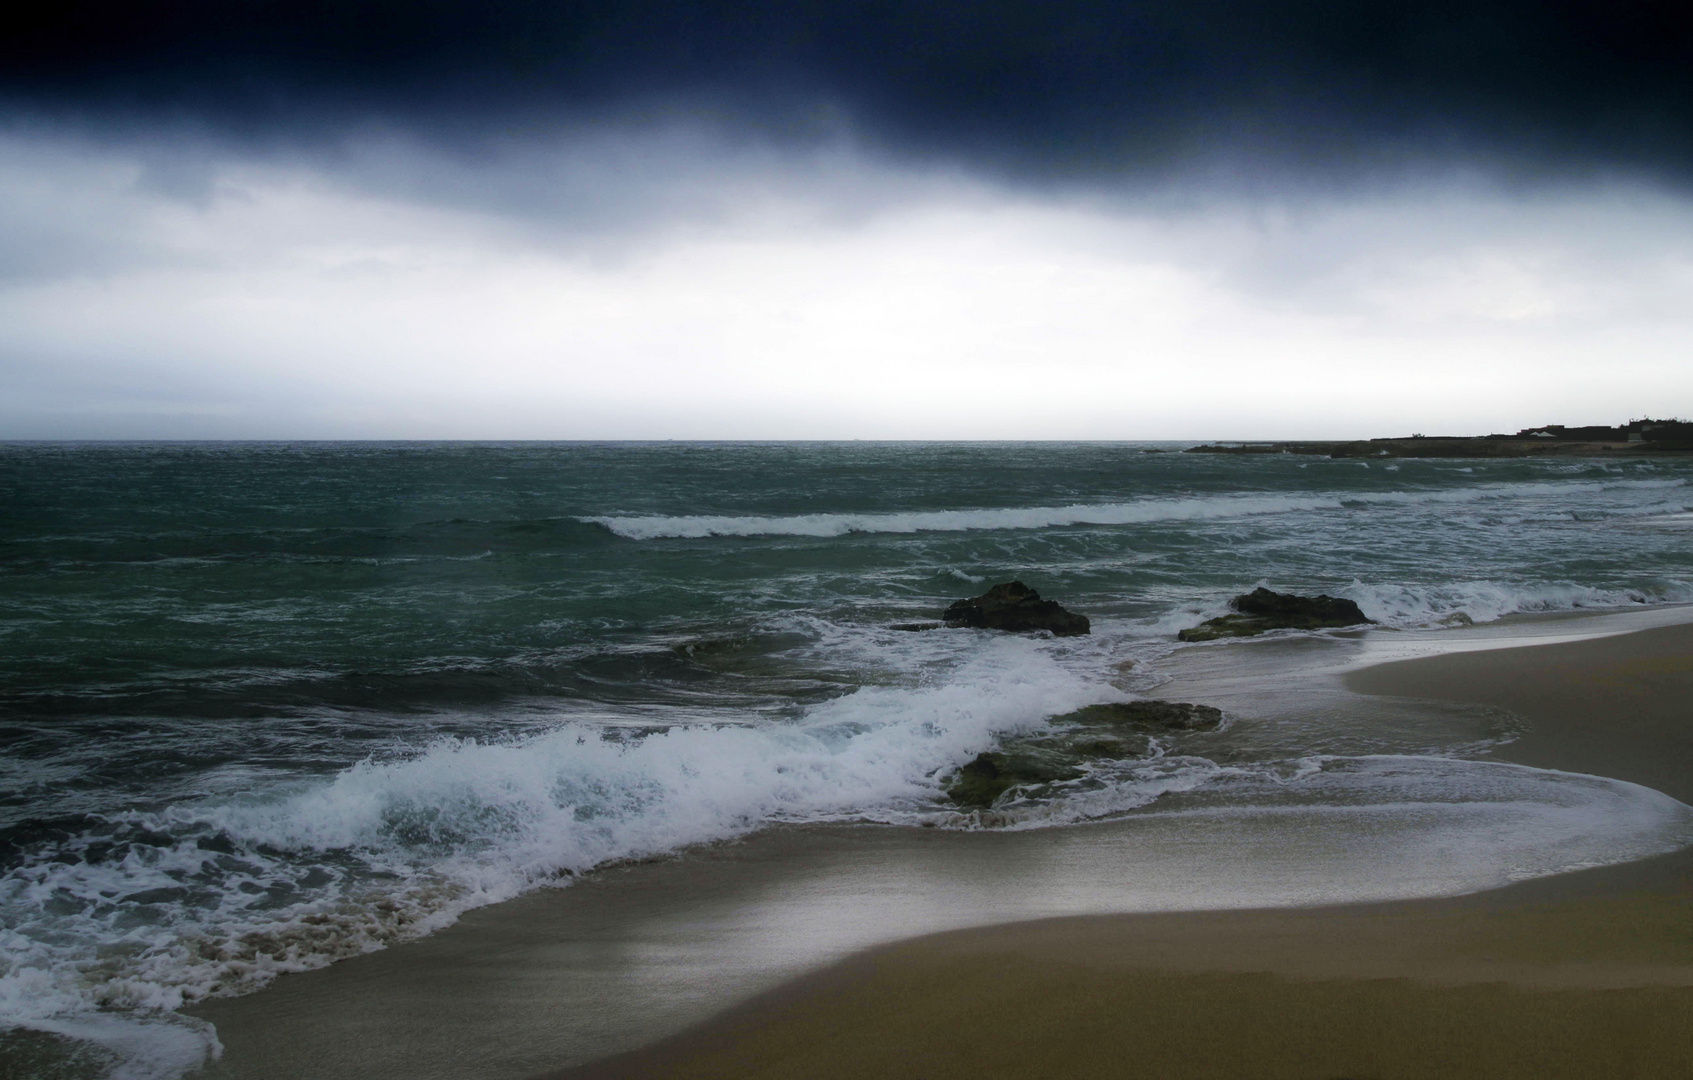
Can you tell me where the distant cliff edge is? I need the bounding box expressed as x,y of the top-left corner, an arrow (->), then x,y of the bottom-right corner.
1186,419 -> 1693,458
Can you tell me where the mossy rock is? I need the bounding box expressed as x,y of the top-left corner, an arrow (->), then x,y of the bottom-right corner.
945,751 -> 1084,809
943,699 -> 1224,810
1177,614 -> 1281,642
1052,701 -> 1224,731
1069,737 -> 1146,759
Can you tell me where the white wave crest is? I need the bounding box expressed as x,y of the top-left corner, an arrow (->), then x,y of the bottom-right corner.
0,639 -> 1109,1070
1342,579 -> 1693,628
586,479 -> 1686,539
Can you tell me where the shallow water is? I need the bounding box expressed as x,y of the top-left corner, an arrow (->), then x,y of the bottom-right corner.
4,441 -> 1693,1076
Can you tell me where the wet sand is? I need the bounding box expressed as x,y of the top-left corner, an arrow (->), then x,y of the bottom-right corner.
556,622 -> 1693,1080
188,616 -> 1693,1080
1351,619 -> 1693,809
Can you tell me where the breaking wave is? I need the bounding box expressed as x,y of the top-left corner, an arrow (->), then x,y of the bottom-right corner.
0,640 -> 1104,1072
7,632 -> 1693,1080
1343,579 -> 1693,629
586,479 -> 1687,539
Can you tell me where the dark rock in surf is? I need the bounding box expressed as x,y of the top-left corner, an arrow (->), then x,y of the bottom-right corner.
1232,587 -> 1370,626
944,751 -> 1084,809
943,698 -> 1224,809
1178,587 -> 1373,642
1067,737 -> 1146,759
1052,701 -> 1224,731
943,581 -> 1090,636
889,622 -> 944,632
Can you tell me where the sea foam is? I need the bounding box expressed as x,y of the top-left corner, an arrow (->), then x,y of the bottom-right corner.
9,624 -> 1693,1080
1342,578 -> 1693,629
585,477 -> 1686,538
0,639 -> 1106,1071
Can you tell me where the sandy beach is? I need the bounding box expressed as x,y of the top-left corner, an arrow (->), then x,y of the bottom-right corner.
553,621 -> 1693,1080
184,615 -> 1693,1080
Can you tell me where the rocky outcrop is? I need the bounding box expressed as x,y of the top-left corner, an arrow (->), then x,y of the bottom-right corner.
943,698 -> 1224,808
1052,701 -> 1224,731
945,752 -> 1085,809
942,581 -> 1090,636
1179,587 -> 1373,642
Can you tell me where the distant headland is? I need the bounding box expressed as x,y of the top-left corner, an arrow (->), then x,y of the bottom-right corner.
1185,418 -> 1693,458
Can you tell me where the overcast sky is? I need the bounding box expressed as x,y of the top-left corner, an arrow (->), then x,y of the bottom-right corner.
4,0 -> 1692,439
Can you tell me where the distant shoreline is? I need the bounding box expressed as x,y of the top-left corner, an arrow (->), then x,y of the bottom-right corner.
1185,417 -> 1693,457
1187,435 -> 1693,458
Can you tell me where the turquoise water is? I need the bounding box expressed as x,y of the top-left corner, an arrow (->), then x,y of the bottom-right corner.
4,440 -> 1693,1076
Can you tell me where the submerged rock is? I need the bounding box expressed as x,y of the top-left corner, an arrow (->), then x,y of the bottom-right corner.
1067,736 -> 1146,759
1052,700 -> 1225,731
942,581 -> 1090,636
943,698 -> 1224,808
1179,587 -> 1373,642
889,622 -> 944,632
945,751 -> 1085,809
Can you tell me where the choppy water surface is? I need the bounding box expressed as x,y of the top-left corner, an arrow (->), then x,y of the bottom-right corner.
4,441 -> 1693,1077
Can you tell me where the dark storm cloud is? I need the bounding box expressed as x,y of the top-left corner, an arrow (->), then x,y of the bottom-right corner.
6,1 -> 1693,182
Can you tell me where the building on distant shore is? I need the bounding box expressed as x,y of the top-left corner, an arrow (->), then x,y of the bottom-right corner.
1497,419 -> 1693,442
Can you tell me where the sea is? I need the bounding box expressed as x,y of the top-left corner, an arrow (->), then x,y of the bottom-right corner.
4,440 -> 1693,1078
